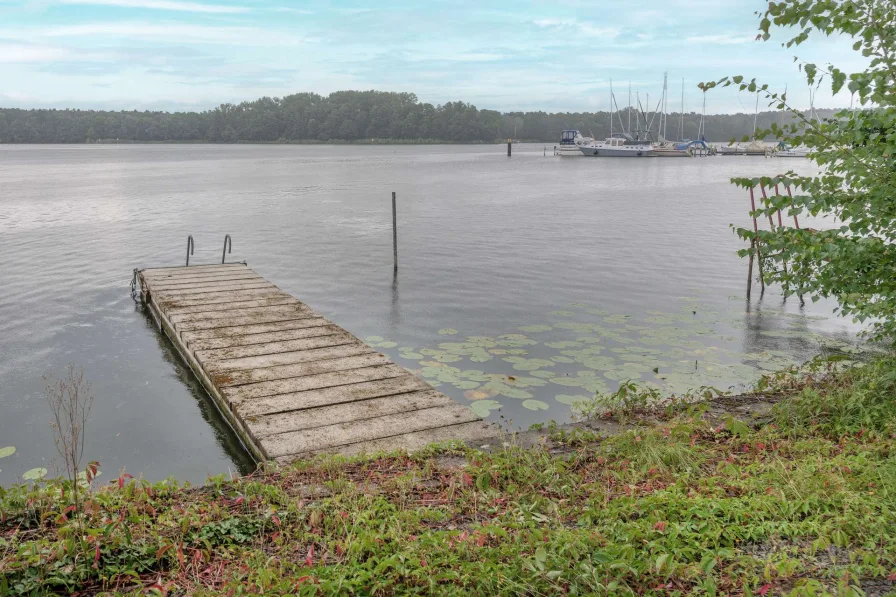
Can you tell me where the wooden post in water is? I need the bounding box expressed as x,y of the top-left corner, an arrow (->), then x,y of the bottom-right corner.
392,191 -> 398,274
746,215 -> 753,299
748,186 -> 765,296
507,139 -> 511,157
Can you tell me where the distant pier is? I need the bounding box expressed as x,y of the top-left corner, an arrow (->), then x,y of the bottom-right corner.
137,263 -> 493,464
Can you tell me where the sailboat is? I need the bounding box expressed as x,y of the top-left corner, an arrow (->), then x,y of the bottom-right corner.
718,93 -> 768,156
654,76 -> 692,157
579,80 -> 655,157
773,85 -> 814,158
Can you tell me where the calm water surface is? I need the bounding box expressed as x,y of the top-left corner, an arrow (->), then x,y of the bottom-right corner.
0,144 -> 858,485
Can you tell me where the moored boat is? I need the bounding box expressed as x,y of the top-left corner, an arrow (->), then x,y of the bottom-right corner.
773,141 -> 810,157
717,139 -> 769,156
580,134 -> 655,157
555,129 -> 593,156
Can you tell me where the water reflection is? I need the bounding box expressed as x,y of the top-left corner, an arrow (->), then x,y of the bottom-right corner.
136,303 -> 256,477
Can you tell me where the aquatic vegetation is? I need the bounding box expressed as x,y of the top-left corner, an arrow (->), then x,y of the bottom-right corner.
367,298 -> 867,427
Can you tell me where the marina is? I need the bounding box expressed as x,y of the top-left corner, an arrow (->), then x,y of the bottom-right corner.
136,263 -> 494,464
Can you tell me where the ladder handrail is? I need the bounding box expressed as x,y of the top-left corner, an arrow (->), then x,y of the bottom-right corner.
222,234 -> 232,264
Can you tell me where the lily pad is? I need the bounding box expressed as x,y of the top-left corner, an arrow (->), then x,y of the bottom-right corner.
530,370 -> 556,379
518,324 -> 553,333
483,381 -> 532,399
545,341 -> 583,349
470,400 -> 503,417
522,399 -> 550,411
364,335 -> 384,342
503,357 -> 555,371
0,446 -> 15,459
438,328 -> 459,335
23,467 -> 47,481
555,394 -> 592,405
397,352 -> 424,360
464,389 -> 496,400
454,381 -> 481,390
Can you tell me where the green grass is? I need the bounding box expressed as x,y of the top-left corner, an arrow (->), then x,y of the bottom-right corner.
1,357 -> 895,596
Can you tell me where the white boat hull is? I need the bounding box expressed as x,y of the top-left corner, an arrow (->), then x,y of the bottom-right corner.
556,146 -> 584,156
579,145 -> 655,157
653,147 -> 690,157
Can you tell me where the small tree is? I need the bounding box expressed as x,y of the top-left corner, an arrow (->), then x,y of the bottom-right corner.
45,365 -> 95,527
702,0 -> 896,341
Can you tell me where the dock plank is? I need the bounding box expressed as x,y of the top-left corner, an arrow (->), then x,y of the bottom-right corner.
222,364 -> 410,402
138,264 -> 494,464
195,331 -> 355,361
204,344 -> 375,375
167,297 -> 300,315
246,390 -> 455,438
185,324 -> 342,351
174,310 -> 318,332
235,376 -> 430,417
214,353 -> 389,386
169,304 -> 314,324
154,283 -> 279,298
181,318 -> 333,341
263,405 -> 480,457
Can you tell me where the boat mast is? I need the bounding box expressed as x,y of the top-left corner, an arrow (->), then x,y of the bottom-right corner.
659,71 -> 669,141
627,82 -> 631,135
698,90 -> 706,140
635,92 -> 640,139
679,78 -> 685,141
752,92 -> 759,139
610,79 -> 614,138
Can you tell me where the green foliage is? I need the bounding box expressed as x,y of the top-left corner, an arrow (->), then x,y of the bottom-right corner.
2,356 -> 895,595
704,0 -> 896,341
0,89 -> 834,144
774,355 -> 896,437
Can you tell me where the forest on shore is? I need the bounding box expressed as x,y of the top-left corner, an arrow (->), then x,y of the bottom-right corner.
0,90 -> 832,144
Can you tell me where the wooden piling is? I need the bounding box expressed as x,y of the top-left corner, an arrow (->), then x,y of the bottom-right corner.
747,238 -> 755,299
749,186 -> 766,295
392,192 -> 398,273
507,139 -> 511,157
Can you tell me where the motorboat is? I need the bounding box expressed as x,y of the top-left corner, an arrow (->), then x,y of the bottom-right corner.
555,129 -> 593,156
579,134 -> 655,157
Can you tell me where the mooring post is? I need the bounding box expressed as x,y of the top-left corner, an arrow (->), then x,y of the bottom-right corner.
749,187 -> 766,295
785,185 -> 800,228
392,191 -> 398,273
747,238 -> 755,299
507,139 -> 511,157
186,235 -> 194,267
760,184 -> 775,228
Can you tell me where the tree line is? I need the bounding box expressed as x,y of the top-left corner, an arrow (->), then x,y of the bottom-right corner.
0,90 -> 832,144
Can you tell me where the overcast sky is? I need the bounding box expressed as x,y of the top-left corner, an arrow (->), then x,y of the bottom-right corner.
0,0 -> 863,114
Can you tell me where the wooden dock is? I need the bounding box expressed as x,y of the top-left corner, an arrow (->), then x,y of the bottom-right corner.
138,263 -> 494,464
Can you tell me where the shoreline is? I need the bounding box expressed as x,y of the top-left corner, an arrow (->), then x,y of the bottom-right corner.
3,356 -> 893,595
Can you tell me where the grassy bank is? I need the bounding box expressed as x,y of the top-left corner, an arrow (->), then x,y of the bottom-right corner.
2,357 -> 895,596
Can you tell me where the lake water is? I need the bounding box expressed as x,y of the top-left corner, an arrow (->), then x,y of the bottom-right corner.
0,144 -> 859,485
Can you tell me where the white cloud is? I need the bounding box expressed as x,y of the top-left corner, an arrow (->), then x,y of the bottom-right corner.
687,33 -> 756,45
58,0 -> 249,13
533,18 -> 619,38
0,42 -> 69,62
272,6 -> 312,14
2,22 -> 303,46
